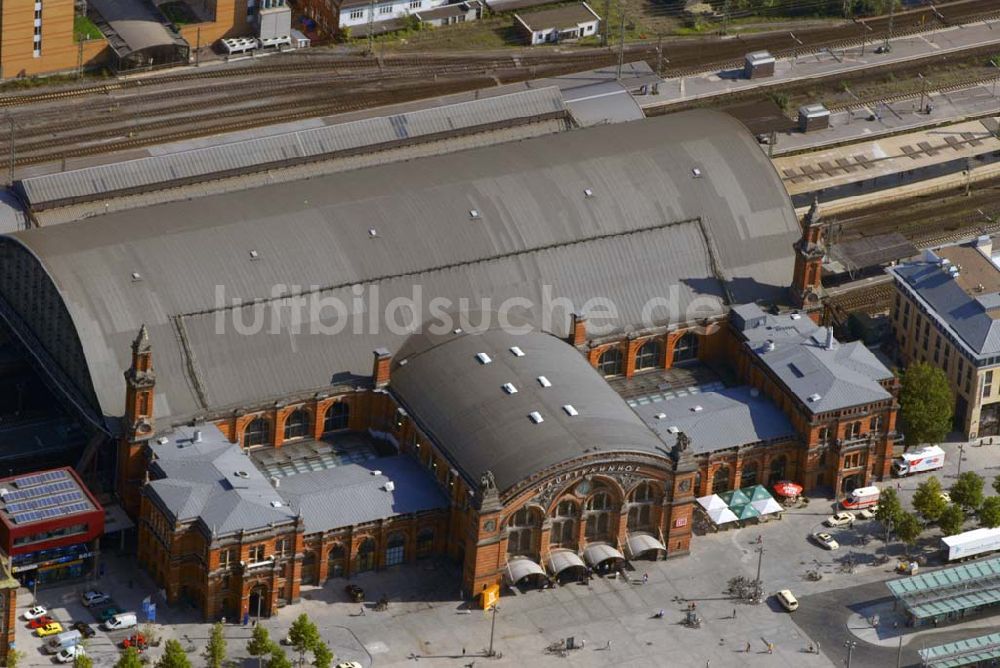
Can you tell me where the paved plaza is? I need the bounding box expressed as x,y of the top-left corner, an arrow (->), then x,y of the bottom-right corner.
12,438 -> 1000,667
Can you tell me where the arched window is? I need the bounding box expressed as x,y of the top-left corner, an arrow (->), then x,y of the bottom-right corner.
630,483 -> 655,503
416,528 -> 434,558
672,333 -> 699,365
598,347 -> 624,376
385,532 -> 406,567
356,537 -> 376,572
243,418 -> 270,448
635,339 -> 663,371
326,544 -> 346,580
586,493 -> 611,511
627,504 -> 652,531
550,500 -> 579,549
740,462 -> 759,488
283,409 -> 309,440
711,466 -> 731,494
585,492 -> 616,541
323,403 -> 350,433
507,508 -> 539,557
768,456 -> 787,483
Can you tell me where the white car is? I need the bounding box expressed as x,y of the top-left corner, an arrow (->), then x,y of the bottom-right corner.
775,589 -> 799,612
825,512 -> 855,527
56,645 -> 85,663
858,506 -> 878,520
23,605 -> 47,620
812,532 -> 840,550
81,590 -> 110,607
335,663 -> 363,668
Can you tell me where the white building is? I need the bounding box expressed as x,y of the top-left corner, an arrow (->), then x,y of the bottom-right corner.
339,0 -> 448,29
514,2 -> 600,45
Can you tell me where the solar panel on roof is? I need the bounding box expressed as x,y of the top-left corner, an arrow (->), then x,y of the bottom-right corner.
12,470 -> 68,489
4,489 -> 83,512
2,480 -> 76,502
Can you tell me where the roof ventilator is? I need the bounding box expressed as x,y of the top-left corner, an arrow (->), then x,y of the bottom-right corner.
476,352 -> 492,365
509,346 -> 525,357
667,425 -> 680,434
528,411 -> 544,424
584,188 -> 594,198
692,168 -> 703,178
368,228 -> 378,238
691,405 -> 703,412
654,412 -> 667,420
370,470 -> 382,476
249,250 -> 260,261
502,382 -> 518,395
384,481 -> 395,492
469,209 -> 480,220
562,404 -> 579,416
808,393 -> 822,402
537,375 -> 552,387
235,471 -> 249,478
763,340 -> 775,353
130,272 -> 142,282
270,500 -> 282,508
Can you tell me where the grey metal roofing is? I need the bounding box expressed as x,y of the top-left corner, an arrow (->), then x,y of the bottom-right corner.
19,87 -> 567,210
890,251 -> 1000,359
389,324 -> 670,493
828,232 -> 917,272
888,557 -> 1000,621
276,455 -> 449,534
88,0 -> 183,57
739,312 -> 892,413
146,425 -> 296,536
0,110 -> 799,427
515,3 -> 599,30
0,191 -> 28,233
630,385 -> 796,454
919,631 -> 1000,668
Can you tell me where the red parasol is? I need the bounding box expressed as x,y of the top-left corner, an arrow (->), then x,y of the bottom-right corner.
772,481 -> 803,498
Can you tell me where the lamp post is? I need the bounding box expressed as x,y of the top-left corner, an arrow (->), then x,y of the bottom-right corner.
845,639 -> 857,668
754,546 -> 765,603
956,443 -> 966,478
487,604 -> 499,657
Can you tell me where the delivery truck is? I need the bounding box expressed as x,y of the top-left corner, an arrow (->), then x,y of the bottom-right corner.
841,486 -> 880,510
892,445 -> 946,477
941,527 -> 1000,562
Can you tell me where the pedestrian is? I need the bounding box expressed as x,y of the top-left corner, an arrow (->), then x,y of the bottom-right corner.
897,482 -> 901,490
360,606 -> 366,616
767,642 -> 774,654
642,572 -> 649,585
580,639 -> 586,649
606,640 -> 612,651
756,535 -> 762,545
732,608 -> 737,619
462,648 -> 466,656
745,642 -> 751,653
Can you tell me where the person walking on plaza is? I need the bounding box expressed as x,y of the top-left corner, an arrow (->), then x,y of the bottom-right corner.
744,642 -> 751,653
642,573 -> 649,585
606,640 -> 612,651
767,642 -> 774,654
732,608 -> 737,619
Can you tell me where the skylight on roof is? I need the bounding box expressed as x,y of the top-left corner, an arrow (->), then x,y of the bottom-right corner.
476,353 -> 492,365
509,346 -> 525,357
528,411 -> 544,424
808,393 -> 822,402
502,383 -> 518,395
537,376 -> 552,387
562,404 -> 579,416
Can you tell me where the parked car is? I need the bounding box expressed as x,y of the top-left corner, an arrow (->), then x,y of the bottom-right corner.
940,492 -> 952,505
775,589 -> 799,612
98,606 -> 123,623
36,622 -> 64,637
858,506 -> 878,520
24,605 -> 48,620
825,512 -> 855,527
335,662 -> 363,668
345,584 -> 364,603
72,622 -> 96,638
28,615 -> 54,628
82,590 -> 111,607
812,532 -> 840,550
56,645 -> 85,663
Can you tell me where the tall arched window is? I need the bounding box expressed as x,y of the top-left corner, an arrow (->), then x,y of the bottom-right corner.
283,409 -> 309,440
672,332 -> 699,365
323,403 -> 350,433
740,462 -> 759,488
385,532 -> 406,567
711,466 -> 731,494
585,492 -> 615,541
628,483 -> 657,532
416,528 -> 435,558
550,500 -> 578,548
243,418 -> 270,448
356,537 -> 376,572
507,508 -> 539,557
326,544 -> 346,580
598,347 -> 624,376
635,339 -> 663,371
768,456 -> 787,483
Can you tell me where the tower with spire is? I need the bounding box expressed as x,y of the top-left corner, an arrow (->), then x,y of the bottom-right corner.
790,195 -> 826,309
118,325 -> 156,517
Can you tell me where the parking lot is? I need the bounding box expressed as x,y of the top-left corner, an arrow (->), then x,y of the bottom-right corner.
13,438 -> 1000,667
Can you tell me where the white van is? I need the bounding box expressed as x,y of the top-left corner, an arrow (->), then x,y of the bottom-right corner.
45,629 -> 82,654
776,589 -> 799,612
104,612 -> 138,631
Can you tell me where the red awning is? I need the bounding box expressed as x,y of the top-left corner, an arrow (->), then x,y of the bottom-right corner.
772,481 -> 803,498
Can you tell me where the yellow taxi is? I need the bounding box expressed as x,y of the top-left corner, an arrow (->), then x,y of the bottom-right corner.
36,622 -> 63,637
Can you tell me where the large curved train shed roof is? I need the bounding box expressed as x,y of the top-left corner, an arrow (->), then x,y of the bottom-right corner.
0,110 -> 799,430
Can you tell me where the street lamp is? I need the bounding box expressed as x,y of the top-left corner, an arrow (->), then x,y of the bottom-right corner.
956,443 -> 966,478
845,639 -> 857,668
753,547 -> 765,603
487,604 -> 499,657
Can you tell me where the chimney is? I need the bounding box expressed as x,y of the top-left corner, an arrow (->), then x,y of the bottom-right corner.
271,476 -> 280,488
193,429 -> 202,443
372,348 -> 392,388
570,312 -> 587,347
825,328 -> 835,351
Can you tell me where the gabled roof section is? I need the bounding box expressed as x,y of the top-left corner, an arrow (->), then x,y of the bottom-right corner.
736,310 -> 893,414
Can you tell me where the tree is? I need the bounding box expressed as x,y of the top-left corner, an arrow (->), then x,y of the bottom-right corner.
993,474 -> 1000,497
5,649 -> 24,668
115,647 -> 144,668
980,496 -> 1000,528
156,639 -> 193,668
247,623 -> 276,660
939,503 -> 966,536
895,513 -> 923,554
899,363 -> 953,448
203,622 -> 226,668
875,487 -> 904,550
912,476 -> 948,522
269,647 -> 294,668
288,613 -> 322,666
74,654 -> 94,668
950,472 -> 985,512
312,643 -> 334,668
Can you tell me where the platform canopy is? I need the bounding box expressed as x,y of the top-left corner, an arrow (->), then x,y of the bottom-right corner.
546,549 -> 586,577
626,533 -> 666,558
507,557 -> 546,584
583,543 -> 625,567
919,631 -> 1000,667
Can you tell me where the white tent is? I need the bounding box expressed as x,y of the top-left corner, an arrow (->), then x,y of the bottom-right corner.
707,506 -> 740,525
751,497 -> 783,516
697,494 -> 727,511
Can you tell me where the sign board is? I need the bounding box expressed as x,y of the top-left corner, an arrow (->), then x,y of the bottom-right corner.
481,584 -> 500,610
674,517 -> 688,528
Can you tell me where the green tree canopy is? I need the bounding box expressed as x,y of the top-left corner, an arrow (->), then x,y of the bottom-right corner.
899,363 -> 953,447
247,624 -> 276,658
980,496 -> 1000,528
875,487 -> 903,527
269,647 -> 294,668
939,503 -> 966,536
203,622 -> 226,668
993,474 -> 1000,497
895,512 -> 923,551
950,472 -> 985,512
6,649 -> 24,668
73,654 -> 94,668
156,639 -> 193,668
288,613 -> 322,665
115,647 -> 144,668
312,643 -> 334,668
913,476 -> 948,522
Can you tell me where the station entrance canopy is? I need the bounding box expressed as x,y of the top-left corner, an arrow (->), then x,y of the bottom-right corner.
888,556 -> 1000,623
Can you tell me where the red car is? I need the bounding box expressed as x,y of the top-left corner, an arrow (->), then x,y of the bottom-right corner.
122,633 -> 147,650
28,615 -> 54,629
